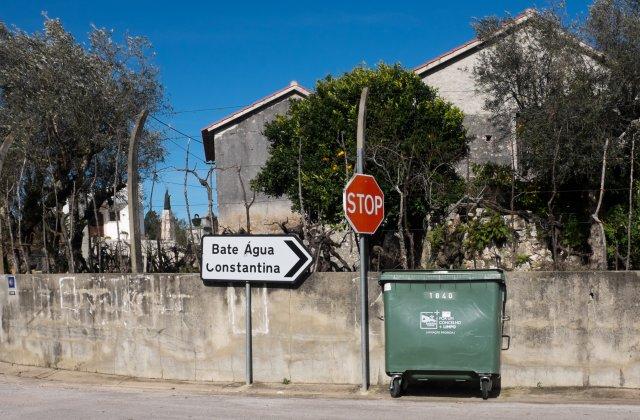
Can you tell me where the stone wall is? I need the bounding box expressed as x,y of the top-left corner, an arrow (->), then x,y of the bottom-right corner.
1,271 -> 639,388
437,207 -> 555,271
420,46 -> 515,177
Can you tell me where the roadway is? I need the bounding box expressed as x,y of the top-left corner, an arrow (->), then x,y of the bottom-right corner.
0,364 -> 638,419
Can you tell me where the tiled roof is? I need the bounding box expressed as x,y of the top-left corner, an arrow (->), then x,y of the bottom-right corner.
201,81 -> 310,134
413,9 -> 536,76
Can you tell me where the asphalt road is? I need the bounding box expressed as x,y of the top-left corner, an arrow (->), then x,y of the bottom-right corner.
1,374 -> 639,420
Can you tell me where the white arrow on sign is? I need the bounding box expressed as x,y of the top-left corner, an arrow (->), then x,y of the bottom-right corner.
200,235 -> 312,283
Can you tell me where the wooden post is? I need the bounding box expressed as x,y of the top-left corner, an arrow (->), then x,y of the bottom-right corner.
127,109 -> 149,273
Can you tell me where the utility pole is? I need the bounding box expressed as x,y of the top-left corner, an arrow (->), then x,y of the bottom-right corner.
127,109 -> 149,273
356,87 -> 369,391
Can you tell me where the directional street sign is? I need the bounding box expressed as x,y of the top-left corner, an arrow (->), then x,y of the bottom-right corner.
343,173 -> 385,234
200,235 -> 312,283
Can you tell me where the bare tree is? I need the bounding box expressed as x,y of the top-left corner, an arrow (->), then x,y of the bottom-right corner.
237,166 -> 256,233
589,136 -> 610,270
177,166 -> 216,235
112,137 -> 124,271
627,132 -> 637,270
4,184 -> 18,273
16,157 -> 30,273
179,139 -> 200,270
0,134 -> 14,274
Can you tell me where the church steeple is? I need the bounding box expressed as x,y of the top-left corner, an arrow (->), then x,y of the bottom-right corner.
163,189 -> 171,211
160,188 -> 176,242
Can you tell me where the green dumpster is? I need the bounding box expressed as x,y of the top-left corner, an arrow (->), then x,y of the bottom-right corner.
380,269 -> 509,399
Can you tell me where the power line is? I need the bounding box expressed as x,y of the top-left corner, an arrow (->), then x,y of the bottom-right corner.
150,115 -> 203,145
163,137 -> 207,164
148,120 -> 207,164
147,118 -> 209,164
154,166 -> 213,173
164,105 -> 247,115
161,180 -> 213,189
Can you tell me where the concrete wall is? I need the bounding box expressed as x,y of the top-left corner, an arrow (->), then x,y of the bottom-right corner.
214,98 -> 300,233
1,271 -> 639,388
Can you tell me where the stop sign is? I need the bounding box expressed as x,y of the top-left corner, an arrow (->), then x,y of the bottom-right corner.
343,174 -> 385,234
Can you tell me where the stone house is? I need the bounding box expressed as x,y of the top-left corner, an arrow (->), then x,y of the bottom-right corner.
201,82 -> 310,232
201,10 -> 534,233
414,11 -> 536,176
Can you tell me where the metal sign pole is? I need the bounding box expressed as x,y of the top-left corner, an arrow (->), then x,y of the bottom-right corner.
357,87 -> 370,391
245,281 -> 253,385
200,236 -> 312,387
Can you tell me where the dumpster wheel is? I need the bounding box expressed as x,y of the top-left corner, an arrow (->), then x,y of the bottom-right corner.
480,375 -> 492,400
489,375 -> 501,398
389,375 -> 402,398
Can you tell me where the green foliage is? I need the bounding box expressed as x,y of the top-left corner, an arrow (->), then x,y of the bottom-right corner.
174,217 -> 189,248
515,253 -> 531,266
561,214 -> 589,250
144,211 -> 161,240
471,163 -> 548,215
463,212 -> 511,253
282,378 -> 291,385
427,224 -> 446,252
253,64 -> 468,269
603,184 -> 640,268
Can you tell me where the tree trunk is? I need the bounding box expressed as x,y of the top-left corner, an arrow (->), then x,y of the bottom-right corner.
113,138 -> 123,271
548,137 -> 561,269
0,134 -> 14,274
5,209 -> 18,274
0,208 -> 4,275
182,139 -> 199,270
206,166 -> 216,235
588,136 -> 610,270
91,161 -> 102,273
41,191 -> 49,273
237,167 -> 256,234
16,157 -> 30,273
395,186 -> 408,269
419,213 -> 433,268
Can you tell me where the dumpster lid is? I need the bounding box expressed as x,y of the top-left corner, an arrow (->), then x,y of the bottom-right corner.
379,269 -> 504,283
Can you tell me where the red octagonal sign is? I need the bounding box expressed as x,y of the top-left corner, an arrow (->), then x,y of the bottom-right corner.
343,174 -> 385,234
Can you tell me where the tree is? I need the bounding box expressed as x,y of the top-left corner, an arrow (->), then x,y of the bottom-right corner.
586,0 -> 640,268
0,17 -> 165,272
253,64 -> 468,268
144,210 -> 161,240
473,5 -> 640,269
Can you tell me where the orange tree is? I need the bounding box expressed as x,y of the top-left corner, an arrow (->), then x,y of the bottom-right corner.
253,64 -> 468,269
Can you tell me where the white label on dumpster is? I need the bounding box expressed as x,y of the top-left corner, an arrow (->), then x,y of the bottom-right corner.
420,310 -> 462,334
420,312 -> 438,329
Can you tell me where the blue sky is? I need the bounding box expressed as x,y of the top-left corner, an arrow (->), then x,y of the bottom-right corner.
1,0 -> 592,219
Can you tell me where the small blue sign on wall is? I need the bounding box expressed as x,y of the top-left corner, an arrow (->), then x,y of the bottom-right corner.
7,275 -> 16,290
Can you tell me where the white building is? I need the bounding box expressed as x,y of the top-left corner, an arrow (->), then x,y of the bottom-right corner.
88,188 -> 145,241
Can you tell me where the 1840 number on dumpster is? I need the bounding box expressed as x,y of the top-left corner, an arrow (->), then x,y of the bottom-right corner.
424,291 -> 456,300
